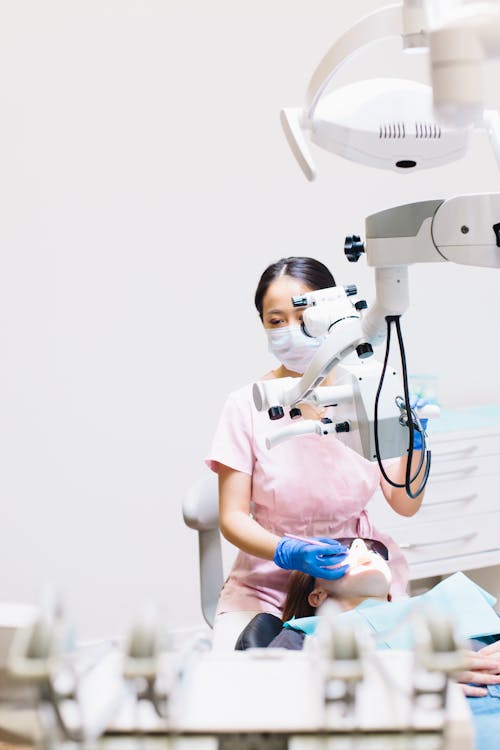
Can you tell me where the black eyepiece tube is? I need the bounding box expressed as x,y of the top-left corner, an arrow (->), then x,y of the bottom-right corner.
291,295 -> 308,307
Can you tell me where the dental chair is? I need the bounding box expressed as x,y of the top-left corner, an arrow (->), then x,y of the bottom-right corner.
182,472 -> 283,647
182,472 -> 223,628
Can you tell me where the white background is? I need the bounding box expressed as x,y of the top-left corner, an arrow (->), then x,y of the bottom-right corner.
1,0 -> 500,641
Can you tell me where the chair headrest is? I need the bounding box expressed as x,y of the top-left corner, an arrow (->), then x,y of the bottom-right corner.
183,473 -> 219,531
234,613 -> 283,650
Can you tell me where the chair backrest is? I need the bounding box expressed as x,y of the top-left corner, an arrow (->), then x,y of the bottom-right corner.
183,472 -> 223,627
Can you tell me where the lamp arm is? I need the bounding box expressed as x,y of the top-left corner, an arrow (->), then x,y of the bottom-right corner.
305,4 -> 403,121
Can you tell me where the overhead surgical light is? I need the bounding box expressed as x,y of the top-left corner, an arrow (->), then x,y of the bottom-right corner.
282,78 -> 468,177
282,1 -> 500,178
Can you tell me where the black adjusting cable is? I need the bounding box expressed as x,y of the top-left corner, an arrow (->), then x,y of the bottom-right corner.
374,315 -> 431,499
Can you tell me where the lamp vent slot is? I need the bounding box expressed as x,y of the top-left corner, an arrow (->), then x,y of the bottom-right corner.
415,122 -> 442,138
379,122 -> 406,139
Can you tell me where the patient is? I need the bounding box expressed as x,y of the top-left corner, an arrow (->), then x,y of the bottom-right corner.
262,538 -> 500,749
263,538 -> 500,699
282,537 -> 392,617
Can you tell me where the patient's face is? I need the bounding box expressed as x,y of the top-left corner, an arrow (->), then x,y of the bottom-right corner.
318,538 -> 392,599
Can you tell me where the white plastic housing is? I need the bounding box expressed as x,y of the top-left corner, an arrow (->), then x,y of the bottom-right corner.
364,194 -> 500,270
426,2 -> 500,126
360,267 -> 410,346
308,79 -> 467,172
322,359 -> 410,461
432,193 -> 500,266
428,26 -> 483,126
303,296 -> 360,338
265,419 -> 337,450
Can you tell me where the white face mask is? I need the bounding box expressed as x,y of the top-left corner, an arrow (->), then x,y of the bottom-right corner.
266,325 -> 323,373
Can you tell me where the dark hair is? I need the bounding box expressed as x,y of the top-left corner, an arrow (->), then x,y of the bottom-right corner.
281,571 -> 317,622
254,257 -> 335,320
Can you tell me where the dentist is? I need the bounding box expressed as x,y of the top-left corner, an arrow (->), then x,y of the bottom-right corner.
206,256 -> 426,650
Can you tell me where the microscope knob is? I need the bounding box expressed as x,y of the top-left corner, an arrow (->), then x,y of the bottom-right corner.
354,300 -> 368,311
344,235 -> 365,262
268,406 -> 285,420
335,421 -> 350,433
356,342 -> 373,359
344,284 -> 358,296
290,407 -> 302,420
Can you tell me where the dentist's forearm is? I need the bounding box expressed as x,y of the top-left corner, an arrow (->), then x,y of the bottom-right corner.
220,510 -> 280,560
218,464 -> 280,560
380,452 -> 426,516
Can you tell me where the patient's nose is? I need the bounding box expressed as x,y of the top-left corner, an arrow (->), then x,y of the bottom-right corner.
349,539 -> 372,564
350,538 -> 368,554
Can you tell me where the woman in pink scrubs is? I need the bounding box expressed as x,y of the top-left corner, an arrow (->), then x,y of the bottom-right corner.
206,257 -> 427,649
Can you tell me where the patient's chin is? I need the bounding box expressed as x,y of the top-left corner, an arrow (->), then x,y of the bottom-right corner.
345,568 -> 391,597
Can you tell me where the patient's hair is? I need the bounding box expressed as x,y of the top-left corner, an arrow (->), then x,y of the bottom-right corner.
281,571 -> 316,622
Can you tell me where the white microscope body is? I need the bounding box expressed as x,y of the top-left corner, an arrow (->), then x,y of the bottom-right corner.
253,285 -> 413,462
253,193 -> 500,463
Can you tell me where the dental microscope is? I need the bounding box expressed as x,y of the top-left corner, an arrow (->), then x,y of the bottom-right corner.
253,192 -> 500,497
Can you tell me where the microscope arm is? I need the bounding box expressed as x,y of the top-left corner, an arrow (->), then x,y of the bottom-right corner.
360,192 -> 500,338
359,266 -> 410,345
341,191 -> 500,363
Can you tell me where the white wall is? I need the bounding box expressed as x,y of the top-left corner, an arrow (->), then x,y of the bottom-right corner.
1,0 -> 500,641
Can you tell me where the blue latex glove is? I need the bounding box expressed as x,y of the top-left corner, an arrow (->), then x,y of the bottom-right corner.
274,536 -> 349,580
409,394 -> 430,450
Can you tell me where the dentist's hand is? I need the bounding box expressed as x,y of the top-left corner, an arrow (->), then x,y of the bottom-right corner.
409,395 -> 437,450
274,536 -> 349,580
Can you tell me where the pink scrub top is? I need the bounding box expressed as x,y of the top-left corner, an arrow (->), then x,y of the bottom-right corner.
206,375 -> 409,617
